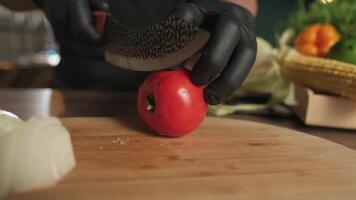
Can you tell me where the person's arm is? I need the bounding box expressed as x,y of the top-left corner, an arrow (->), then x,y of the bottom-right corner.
223,0 -> 257,16
0,0 -> 38,11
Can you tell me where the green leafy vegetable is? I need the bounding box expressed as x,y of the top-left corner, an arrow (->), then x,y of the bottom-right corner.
286,0 -> 356,40
328,39 -> 356,65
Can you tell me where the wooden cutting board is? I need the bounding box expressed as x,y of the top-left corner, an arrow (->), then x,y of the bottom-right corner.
8,116 -> 356,200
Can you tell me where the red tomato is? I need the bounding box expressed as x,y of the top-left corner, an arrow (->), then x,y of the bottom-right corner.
137,68 -> 208,137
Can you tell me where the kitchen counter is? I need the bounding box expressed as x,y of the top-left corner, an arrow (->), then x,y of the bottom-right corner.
2,88 -> 356,200
1,88 -> 355,150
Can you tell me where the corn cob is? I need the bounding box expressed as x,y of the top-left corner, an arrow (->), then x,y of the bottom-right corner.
280,49 -> 356,100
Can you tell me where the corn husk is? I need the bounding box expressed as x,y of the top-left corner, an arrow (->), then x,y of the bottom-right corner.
280,49 -> 356,100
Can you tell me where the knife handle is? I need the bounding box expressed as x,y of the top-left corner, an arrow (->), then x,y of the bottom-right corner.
93,11 -> 109,36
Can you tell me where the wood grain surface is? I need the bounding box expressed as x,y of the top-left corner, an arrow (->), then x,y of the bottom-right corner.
1,89 -> 356,150
7,116 -> 356,200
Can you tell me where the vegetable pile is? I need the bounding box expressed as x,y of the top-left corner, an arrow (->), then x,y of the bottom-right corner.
287,0 -> 356,64
287,0 -> 356,40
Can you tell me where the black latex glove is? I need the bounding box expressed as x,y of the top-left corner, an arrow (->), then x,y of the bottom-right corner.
174,0 -> 257,105
107,0 -> 256,105
33,0 -> 109,58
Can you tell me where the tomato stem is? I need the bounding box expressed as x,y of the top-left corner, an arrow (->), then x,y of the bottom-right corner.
146,95 -> 155,113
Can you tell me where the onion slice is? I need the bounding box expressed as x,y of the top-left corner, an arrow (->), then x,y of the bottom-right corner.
0,116 -> 75,198
0,115 -> 23,198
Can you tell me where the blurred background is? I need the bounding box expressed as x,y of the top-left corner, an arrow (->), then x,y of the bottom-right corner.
0,0 -> 303,88
0,5 -> 58,87
1,0 -> 355,129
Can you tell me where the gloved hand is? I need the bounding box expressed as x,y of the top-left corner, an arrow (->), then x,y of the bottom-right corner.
33,0 -> 109,58
107,0 -> 256,104
173,0 -> 257,105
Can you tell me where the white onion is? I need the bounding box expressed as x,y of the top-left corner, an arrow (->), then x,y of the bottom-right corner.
0,115 -> 75,198
0,115 -> 23,198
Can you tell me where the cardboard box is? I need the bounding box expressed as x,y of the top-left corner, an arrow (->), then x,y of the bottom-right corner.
293,85 -> 356,130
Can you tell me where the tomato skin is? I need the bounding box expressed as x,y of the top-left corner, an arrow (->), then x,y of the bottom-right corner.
137,68 -> 208,137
